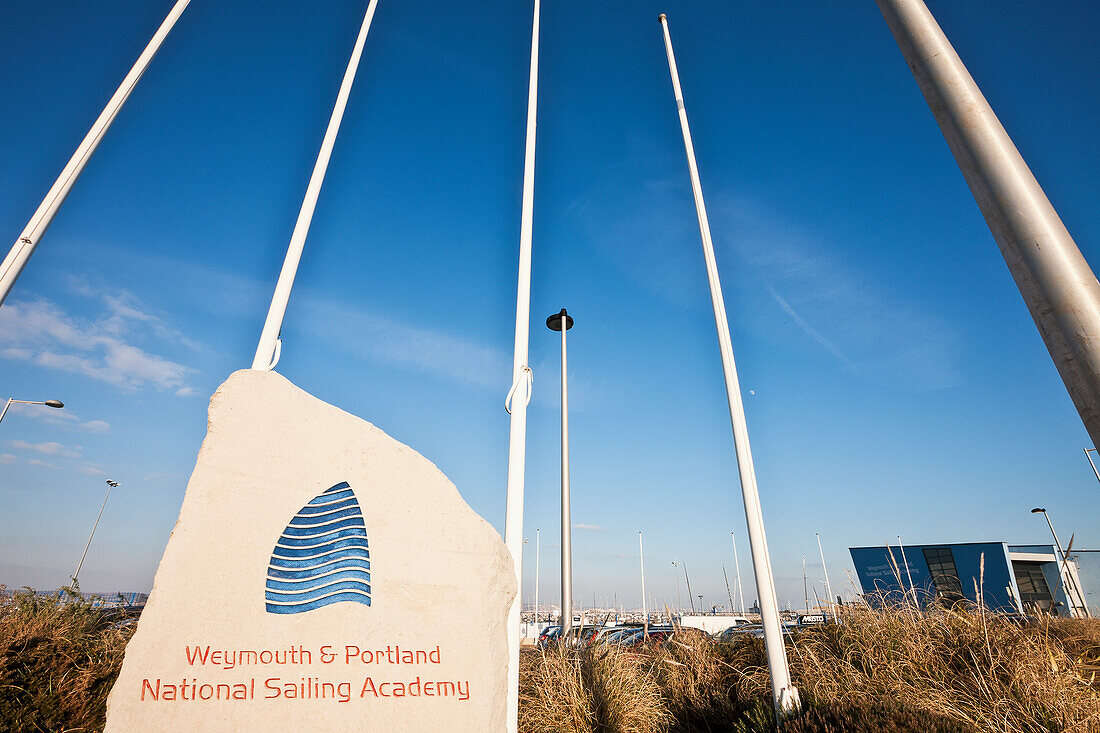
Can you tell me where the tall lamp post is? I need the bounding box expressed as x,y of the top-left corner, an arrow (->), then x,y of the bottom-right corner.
0,398 -> 63,425
534,528 -> 540,626
639,532 -> 648,632
548,309 -> 574,641
71,479 -> 120,592
1031,508 -> 1091,618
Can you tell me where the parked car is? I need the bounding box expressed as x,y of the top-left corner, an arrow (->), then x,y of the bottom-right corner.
619,626 -> 677,648
538,624 -> 604,647
590,625 -> 636,646
538,625 -> 562,647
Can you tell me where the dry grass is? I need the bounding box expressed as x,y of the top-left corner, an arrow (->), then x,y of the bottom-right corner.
792,606 -> 1100,732
519,644 -> 669,733
2,590 -> 1098,732
0,589 -> 134,733
520,610 -> 1100,733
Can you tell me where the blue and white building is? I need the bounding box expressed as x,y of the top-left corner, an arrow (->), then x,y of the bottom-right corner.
850,541 -> 1092,618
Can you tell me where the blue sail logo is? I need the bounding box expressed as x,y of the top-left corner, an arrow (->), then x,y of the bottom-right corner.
266,482 -> 371,614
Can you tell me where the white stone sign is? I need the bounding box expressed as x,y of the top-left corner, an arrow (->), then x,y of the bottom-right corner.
105,370 -> 514,731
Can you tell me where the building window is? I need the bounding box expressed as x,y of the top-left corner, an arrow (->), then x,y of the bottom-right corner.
922,547 -> 964,600
1013,561 -> 1054,613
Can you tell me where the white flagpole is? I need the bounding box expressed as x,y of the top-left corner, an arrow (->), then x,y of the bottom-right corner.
504,0 -> 541,729
251,0 -> 381,370
816,532 -> 834,611
731,531 -> 745,615
0,0 -> 192,308
658,13 -> 799,715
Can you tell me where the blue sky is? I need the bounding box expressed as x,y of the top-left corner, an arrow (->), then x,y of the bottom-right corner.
1,0 -> 1098,611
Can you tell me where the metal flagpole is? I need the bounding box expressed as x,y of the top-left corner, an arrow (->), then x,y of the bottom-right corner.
658,13 -> 799,714
731,531 -> 745,614
683,561 -> 695,613
816,533 -> 834,611
802,555 -> 809,613
723,566 -> 734,611
503,0 -> 540,726
639,532 -> 648,633
672,562 -> 682,615
0,0 -> 192,308
875,0 -> 1100,453
251,0 -> 380,370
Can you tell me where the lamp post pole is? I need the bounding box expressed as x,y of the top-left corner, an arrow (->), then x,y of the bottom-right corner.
658,13 -> 799,714
639,532 -> 648,633
875,0 -> 1100,452
0,0 -> 192,308
0,398 -> 64,425
71,479 -> 119,592
548,309 -> 574,641
1032,508 -> 1091,618
534,528 -> 540,626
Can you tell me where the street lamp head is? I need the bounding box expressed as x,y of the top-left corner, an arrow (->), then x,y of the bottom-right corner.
546,308 -> 574,331
1031,507 -> 1046,514
44,400 -> 64,408
106,479 -> 120,488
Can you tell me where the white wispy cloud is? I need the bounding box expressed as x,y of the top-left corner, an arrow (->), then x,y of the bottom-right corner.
766,285 -> 858,373
27,458 -> 62,471
573,523 -> 606,531
0,293 -> 196,393
580,172 -> 961,391
77,464 -> 107,476
713,194 -> 961,390
9,440 -> 80,458
0,454 -> 16,464
297,297 -> 509,390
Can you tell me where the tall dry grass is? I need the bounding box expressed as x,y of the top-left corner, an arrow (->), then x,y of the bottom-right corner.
519,643 -> 669,733
520,610 -> 1100,733
2,588 -> 1098,732
791,605 -> 1100,732
0,589 -> 134,732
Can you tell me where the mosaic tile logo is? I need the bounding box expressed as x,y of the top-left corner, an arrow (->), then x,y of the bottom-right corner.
266,482 -> 371,614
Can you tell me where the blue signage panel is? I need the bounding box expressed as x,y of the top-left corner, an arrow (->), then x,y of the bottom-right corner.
850,542 -> 1018,612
